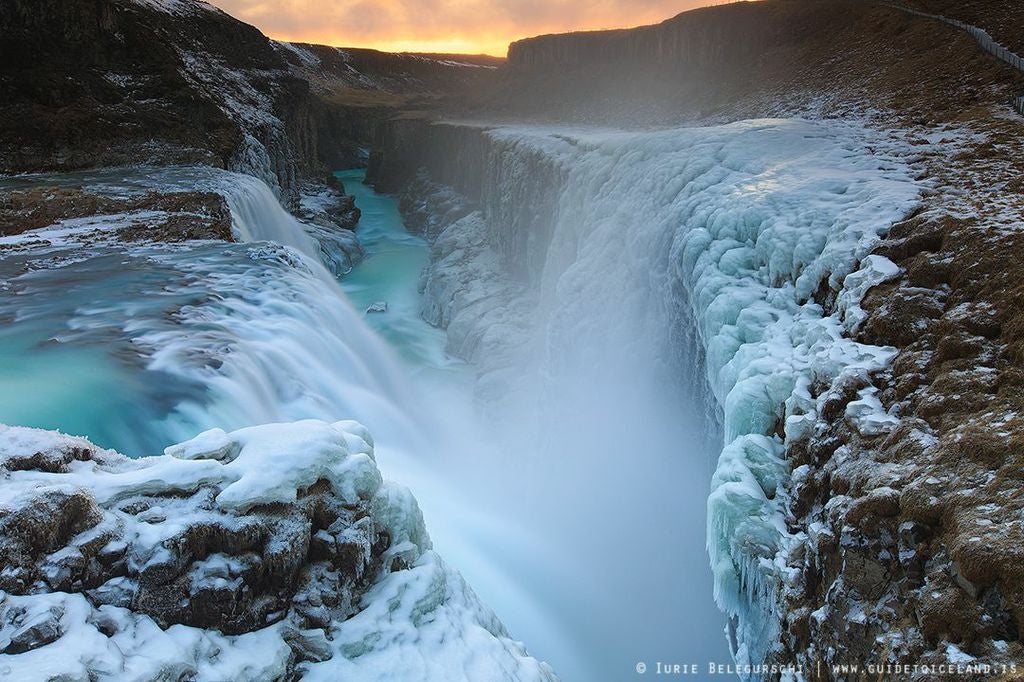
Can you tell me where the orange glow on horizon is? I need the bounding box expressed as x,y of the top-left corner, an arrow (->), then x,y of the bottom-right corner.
206,1 -> 729,57
269,33 -> 518,58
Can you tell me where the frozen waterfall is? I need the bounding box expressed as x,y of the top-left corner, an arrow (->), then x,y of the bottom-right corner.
409,118 -> 923,678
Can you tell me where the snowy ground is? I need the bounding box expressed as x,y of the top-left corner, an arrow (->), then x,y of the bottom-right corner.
0,422 -> 555,681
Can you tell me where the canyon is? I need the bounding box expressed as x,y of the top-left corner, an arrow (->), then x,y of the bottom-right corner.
2,0 -> 1024,680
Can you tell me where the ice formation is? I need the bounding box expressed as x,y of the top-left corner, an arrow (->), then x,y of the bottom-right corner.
411,118 -> 922,667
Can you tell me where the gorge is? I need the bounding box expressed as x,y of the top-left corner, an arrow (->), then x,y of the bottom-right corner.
3,0 -> 1024,680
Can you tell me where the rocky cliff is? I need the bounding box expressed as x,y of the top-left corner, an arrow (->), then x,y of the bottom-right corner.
0,0 -> 496,205
0,421 -> 557,680
0,0 -> 301,197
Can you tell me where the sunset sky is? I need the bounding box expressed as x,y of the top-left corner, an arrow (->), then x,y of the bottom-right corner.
207,0 -> 722,57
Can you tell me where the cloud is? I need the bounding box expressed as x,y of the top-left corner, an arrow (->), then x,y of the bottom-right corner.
206,0 -> 718,55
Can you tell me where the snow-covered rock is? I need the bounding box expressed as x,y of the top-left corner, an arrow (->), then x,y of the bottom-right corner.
0,422 -> 556,681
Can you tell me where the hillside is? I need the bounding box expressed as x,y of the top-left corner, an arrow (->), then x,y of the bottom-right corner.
0,0 -> 492,199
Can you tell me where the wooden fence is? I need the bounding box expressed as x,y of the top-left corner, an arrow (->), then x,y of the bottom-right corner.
886,4 -> 1024,116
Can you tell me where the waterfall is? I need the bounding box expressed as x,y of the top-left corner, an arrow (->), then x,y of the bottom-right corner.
0,123 -> 924,680
130,173 -> 431,457
0,167 -> 424,460
217,173 -> 322,259
412,118 -> 923,678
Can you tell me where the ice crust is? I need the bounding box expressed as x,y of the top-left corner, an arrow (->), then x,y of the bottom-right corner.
544,119 -> 919,665
539,120 -> 919,665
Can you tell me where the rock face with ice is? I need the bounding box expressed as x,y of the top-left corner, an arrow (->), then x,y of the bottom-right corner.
372,117 -> 920,664
0,422 -> 555,681
372,115 -> 1024,675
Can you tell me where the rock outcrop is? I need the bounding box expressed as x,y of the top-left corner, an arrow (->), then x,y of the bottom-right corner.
0,0 -> 297,193
0,421 -> 557,681
1,188 -> 233,243
0,421 -> 393,642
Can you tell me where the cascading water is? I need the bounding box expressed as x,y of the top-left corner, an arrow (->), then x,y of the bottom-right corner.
0,116 -> 923,682
0,168 -> 420,458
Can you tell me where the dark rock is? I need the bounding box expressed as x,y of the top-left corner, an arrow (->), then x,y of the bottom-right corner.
0,429 -> 395,645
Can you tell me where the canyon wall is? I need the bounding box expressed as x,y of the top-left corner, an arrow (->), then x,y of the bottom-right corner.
465,0 -> 1024,128
367,119 -> 568,287
0,0 -> 495,203
506,2 -> 779,70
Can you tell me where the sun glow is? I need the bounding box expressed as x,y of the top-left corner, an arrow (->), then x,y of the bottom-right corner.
205,0 -> 727,57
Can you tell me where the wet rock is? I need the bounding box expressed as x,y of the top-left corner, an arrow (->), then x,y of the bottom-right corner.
0,187 -> 234,243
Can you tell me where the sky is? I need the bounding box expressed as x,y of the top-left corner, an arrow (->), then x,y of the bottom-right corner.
206,0 -> 723,57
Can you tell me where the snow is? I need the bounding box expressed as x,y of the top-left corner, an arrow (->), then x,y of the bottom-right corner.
216,420 -> 381,510
131,0 -> 211,15
0,422 -> 556,681
946,643 -> 977,664
275,41 -> 323,67
164,427 -> 235,461
845,387 -> 900,437
310,551 -> 551,682
837,254 -> 902,333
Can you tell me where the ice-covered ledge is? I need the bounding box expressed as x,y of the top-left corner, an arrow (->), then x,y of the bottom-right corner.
0,422 -> 556,681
